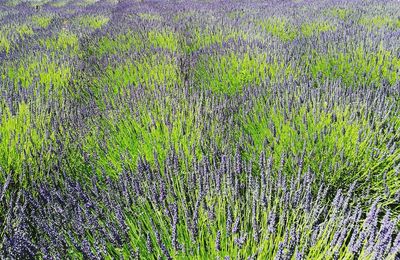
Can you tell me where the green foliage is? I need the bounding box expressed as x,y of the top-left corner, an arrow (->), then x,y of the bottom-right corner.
2,55 -> 71,93
227,9 -> 246,19
172,10 -> 196,22
5,0 -> 19,6
359,15 -> 400,29
260,17 -> 337,42
51,0 -> 69,7
259,17 -> 297,42
184,27 -> 246,53
83,99 -> 203,176
148,29 -> 179,51
16,24 -> 34,37
325,7 -> 353,20
76,15 -> 110,29
100,54 -> 181,93
0,33 -> 11,54
0,102 -> 55,183
31,15 -> 53,28
306,46 -> 400,87
76,0 -> 99,6
243,99 -> 400,195
90,29 -> 179,57
0,24 -> 34,54
301,21 -> 336,37
41,30 -> 79,54
194,52 -> 293,95
138,12 -> 163,21
91,32 -> 142,57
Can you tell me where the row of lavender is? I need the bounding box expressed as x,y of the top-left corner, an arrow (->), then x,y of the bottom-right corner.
1,0 -> 400,258
2,149 -> 400,258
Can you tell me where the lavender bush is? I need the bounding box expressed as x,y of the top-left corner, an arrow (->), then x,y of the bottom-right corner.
0,0 -> 399,259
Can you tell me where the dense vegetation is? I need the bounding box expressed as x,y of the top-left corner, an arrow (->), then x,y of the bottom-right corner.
0,0 -> 399,259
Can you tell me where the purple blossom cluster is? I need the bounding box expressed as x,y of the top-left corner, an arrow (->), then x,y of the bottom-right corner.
0,149 -> 399,258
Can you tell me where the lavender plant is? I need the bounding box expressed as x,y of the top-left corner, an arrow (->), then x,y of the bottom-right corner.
0,0 -> 399,259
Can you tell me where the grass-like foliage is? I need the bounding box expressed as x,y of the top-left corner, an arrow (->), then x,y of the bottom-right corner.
99,54 -> 181,92
75,15 -> 109,29
301,21 -> 336,37
325,7 -> 353,20
260,17 -> 298,42
31,15 -> 53,28
2,55 -> 72,93
194,51 -> 293,94
359,15 -> 400,29
306,45 -> 400,87
0,0 -> 399,259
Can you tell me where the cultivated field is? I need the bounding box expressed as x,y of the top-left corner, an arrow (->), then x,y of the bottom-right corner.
0,0 -> 399,259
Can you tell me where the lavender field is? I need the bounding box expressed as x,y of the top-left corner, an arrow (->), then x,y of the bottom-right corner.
0,0 -> 400,259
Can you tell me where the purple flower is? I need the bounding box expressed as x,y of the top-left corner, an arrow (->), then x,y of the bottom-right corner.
226,206 -> 232,237
390,231 -> 400,255
234,234 -> 247,248
216,230 -> 221,252
0,173 -> 12,201
373,210 -> 394,258
275,242 -> 284,260
81,239 -> 96,259
268,210 -> 276,234
146,234 -> 153,254
171,203 -> 178,250
232,217 -> 240,234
